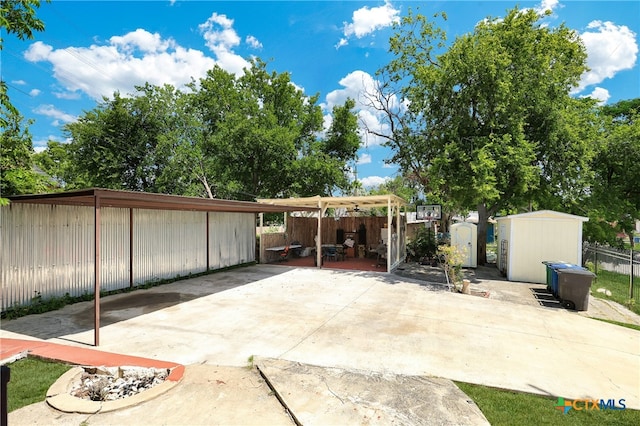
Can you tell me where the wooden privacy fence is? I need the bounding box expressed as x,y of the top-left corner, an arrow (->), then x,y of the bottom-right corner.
287,216 -> 393,247
259,215 -> 407,263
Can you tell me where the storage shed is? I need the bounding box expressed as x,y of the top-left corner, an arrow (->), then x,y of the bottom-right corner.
495,210 -> 588,284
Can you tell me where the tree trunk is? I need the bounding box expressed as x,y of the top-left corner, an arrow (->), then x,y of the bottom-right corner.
476,203 -> 489,266
200,175 -> 214,199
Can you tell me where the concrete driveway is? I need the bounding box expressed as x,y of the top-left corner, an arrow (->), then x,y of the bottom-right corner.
2,264 -> 639,415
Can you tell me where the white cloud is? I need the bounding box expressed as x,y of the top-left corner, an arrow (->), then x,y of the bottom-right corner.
357,153 -> 372,165
583,87 -> 610,105
198,13 -> 250,75
29,88 -> 41,97
533,0 -> 561,15
246,35 -> 263,49
360,175 -> 389,188
325,70 -> 376,110
324,70 -> 401,147
199,13 -> 240,50
24,35 -> 217,101
22,13 -> 257,103
12,79 -> 27,85
339,1 -> 400,48
577,21 -> 638,92
110,28 -> 174,53
335,38 -> 348,49
34,104 -> 76,125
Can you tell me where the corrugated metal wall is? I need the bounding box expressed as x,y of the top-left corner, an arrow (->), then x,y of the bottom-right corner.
209,212 -> 255,270
1,204 -> 256,311
101,208 -> 130,292
1,204 -> 95,309
133,209 -> 208,283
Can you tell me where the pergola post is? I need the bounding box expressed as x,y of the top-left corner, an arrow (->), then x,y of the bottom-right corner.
387,198 -> 392,271
396,201 -> 401,266
259,213 -> 264,263
316,202 -> 324,268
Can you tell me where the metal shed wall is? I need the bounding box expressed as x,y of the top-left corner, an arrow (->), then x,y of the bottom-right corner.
496,210 -> 587,284
209,212 -> 255,270
133,209 -> 207,284
1,204 -> 255,311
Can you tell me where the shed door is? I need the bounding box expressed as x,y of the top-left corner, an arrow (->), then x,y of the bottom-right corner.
457,225 -> 473,267
452,223 -> 476,267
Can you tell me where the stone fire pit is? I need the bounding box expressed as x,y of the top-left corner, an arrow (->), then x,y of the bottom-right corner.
47,365 -> 180,413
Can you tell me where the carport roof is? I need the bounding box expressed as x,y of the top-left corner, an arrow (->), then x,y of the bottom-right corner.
7,188 -> 319,213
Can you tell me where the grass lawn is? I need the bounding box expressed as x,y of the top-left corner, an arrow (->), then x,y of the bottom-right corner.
589,269 -> 639,316
456,382 -> 640,426
5,357 -> 72,412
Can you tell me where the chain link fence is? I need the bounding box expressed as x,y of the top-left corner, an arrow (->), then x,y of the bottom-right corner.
583,242 -> 640,304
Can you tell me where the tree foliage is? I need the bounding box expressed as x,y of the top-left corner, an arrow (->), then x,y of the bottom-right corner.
1,109 -> 51,196
37,60 -> 360,199
1,0 -> 49,198
587,100 -> 640,246
375,7 -> 591,263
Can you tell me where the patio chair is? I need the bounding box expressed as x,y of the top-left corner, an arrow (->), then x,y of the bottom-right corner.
376,244 -> 387,268
279,246 -> 291,262
324,246 -> 338,262
335,245 -> 346,261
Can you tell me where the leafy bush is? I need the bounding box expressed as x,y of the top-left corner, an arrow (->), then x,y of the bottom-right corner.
407,226 -> 437,261
438,244 -> 467,289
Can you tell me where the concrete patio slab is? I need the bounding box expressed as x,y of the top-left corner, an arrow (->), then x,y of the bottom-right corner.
255,357 -> 490,426
2,263 -> 639,426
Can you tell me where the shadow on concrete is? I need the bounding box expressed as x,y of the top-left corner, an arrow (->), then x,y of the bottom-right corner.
530,288 -> 564,309
463,264 -> 507,283
0,265 -> 292,342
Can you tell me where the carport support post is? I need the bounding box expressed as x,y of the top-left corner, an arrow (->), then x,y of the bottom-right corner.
387,198 -> 392,271
94,194 -> 101,346
129,208 -> 134,288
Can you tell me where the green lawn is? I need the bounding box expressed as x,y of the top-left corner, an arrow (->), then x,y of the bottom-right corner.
5,357 -> 72,412
456,382 -> 639,426
589,269 -> 639,316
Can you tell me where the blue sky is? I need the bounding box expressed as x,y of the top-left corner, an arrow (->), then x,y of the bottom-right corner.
4,0 -> 639,190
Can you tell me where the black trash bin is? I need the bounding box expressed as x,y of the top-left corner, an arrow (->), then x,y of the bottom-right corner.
556,268 -> 596,311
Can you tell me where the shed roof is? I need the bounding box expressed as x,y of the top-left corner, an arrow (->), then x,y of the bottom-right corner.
7,188 -> 318,213
495,210 -> 588,222
257,194 -> 408,211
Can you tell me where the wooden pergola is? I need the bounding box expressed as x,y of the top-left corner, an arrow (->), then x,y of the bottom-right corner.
257,195 -> 408,272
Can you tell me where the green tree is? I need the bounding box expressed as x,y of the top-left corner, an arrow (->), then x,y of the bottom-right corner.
57,84 -> 178,192
1,0 -> 48,125
1,0 -> 49,199
42,60 -> 361,199
192,59 -> 358,198
375,7 -> 590,263
33,140 -> 75,188
588,100 -> 640,247
0,109 -> 51,196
